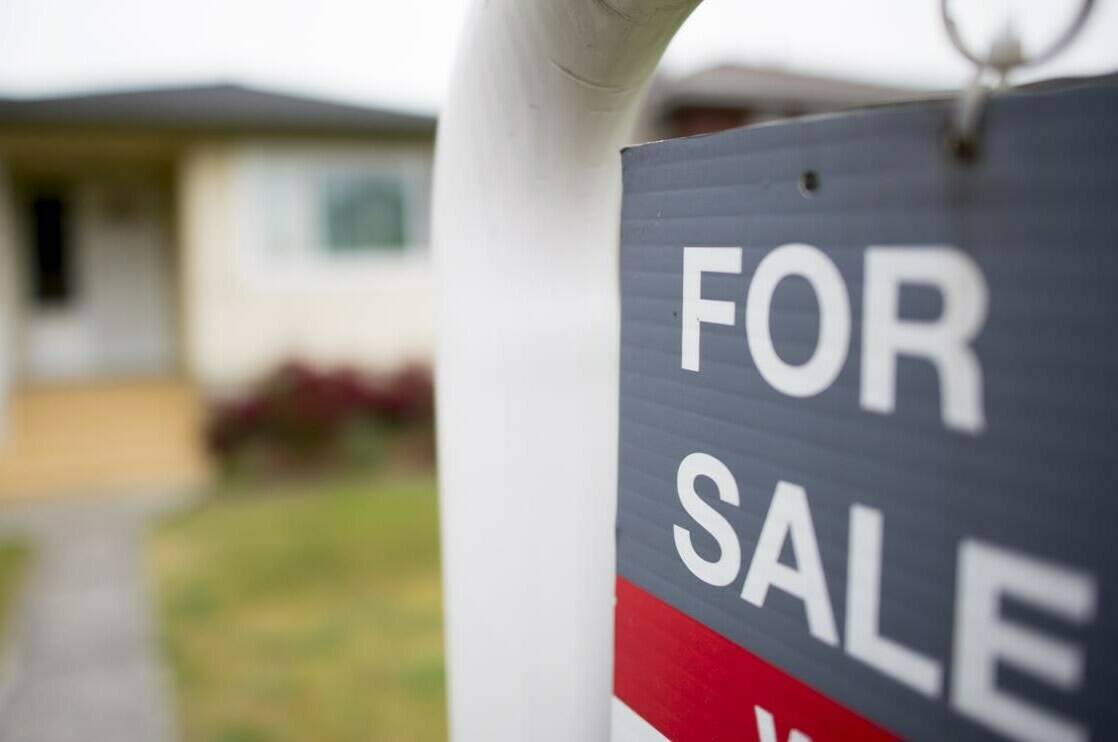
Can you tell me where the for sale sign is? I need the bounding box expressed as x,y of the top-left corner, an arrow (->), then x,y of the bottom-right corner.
613,76 -> 1118,742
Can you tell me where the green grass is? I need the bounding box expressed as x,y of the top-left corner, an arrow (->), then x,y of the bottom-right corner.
149,475 -> 446,742
0,540 -> 30,652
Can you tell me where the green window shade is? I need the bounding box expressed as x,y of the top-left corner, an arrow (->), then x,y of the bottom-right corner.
322,176 -> 406,252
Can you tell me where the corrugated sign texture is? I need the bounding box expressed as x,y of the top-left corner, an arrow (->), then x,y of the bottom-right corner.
615,76 -> 1118,742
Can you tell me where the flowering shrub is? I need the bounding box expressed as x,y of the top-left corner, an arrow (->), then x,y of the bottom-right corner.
206,361 -> 434,477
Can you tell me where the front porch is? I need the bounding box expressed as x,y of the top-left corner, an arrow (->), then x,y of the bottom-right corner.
0,377 -> 210,501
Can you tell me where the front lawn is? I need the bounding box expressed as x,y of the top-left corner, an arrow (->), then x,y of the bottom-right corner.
0,540 -> 29,652
149,476 -> 445,742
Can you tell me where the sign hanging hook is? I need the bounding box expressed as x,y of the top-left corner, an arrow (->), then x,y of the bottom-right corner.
940,0 -> 1095,160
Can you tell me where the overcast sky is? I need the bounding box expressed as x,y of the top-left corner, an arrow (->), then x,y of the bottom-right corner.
0,0 -> 1115,113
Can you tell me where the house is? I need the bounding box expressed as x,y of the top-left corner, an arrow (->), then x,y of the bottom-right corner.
0,84 -> 436,497
634,64 -> 922,141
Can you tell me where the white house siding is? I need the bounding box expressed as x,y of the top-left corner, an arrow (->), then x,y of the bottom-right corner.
178,140 -> 436,394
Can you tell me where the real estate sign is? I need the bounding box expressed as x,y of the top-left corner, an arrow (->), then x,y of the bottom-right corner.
614,76 -> 1118,742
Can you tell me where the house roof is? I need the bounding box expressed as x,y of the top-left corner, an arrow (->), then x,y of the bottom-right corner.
0,83 -> 436,137
653,65 -> 929,115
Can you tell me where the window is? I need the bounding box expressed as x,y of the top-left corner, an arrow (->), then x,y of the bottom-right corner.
321,176 -> 406,253
28,194 -> 73,306
245,151 -> 431,284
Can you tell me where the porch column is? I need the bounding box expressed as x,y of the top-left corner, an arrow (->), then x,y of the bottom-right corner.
431,1 -> 702,739
0,159 -> 14,445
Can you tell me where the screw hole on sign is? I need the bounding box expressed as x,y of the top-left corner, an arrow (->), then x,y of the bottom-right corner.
945,131 -> 980,164
798,170 -> 820,197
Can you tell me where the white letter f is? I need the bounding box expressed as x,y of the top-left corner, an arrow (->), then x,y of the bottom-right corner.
681,246 -> 742,372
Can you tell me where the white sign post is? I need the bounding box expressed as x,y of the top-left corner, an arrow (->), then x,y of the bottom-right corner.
431,1 -> 701,739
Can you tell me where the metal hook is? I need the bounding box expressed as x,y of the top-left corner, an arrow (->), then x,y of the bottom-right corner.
941,0 -> 1095,73
940,0 -> 1096,161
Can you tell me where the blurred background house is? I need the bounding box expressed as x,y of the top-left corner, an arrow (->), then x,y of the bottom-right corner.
636,64 -> 922,140
0,64 -> 920,499
0,84 -> 436,497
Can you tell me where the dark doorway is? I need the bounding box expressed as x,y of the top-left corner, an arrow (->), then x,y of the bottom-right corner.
28,193 -> 73,306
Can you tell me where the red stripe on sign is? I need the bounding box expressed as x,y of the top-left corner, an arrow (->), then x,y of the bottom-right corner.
614,576 -> 897,742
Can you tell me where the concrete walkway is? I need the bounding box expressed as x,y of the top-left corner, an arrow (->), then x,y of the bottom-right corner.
0,494 -> 183,742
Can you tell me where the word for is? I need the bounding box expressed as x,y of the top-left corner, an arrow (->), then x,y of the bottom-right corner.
681,244 -> 988,433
